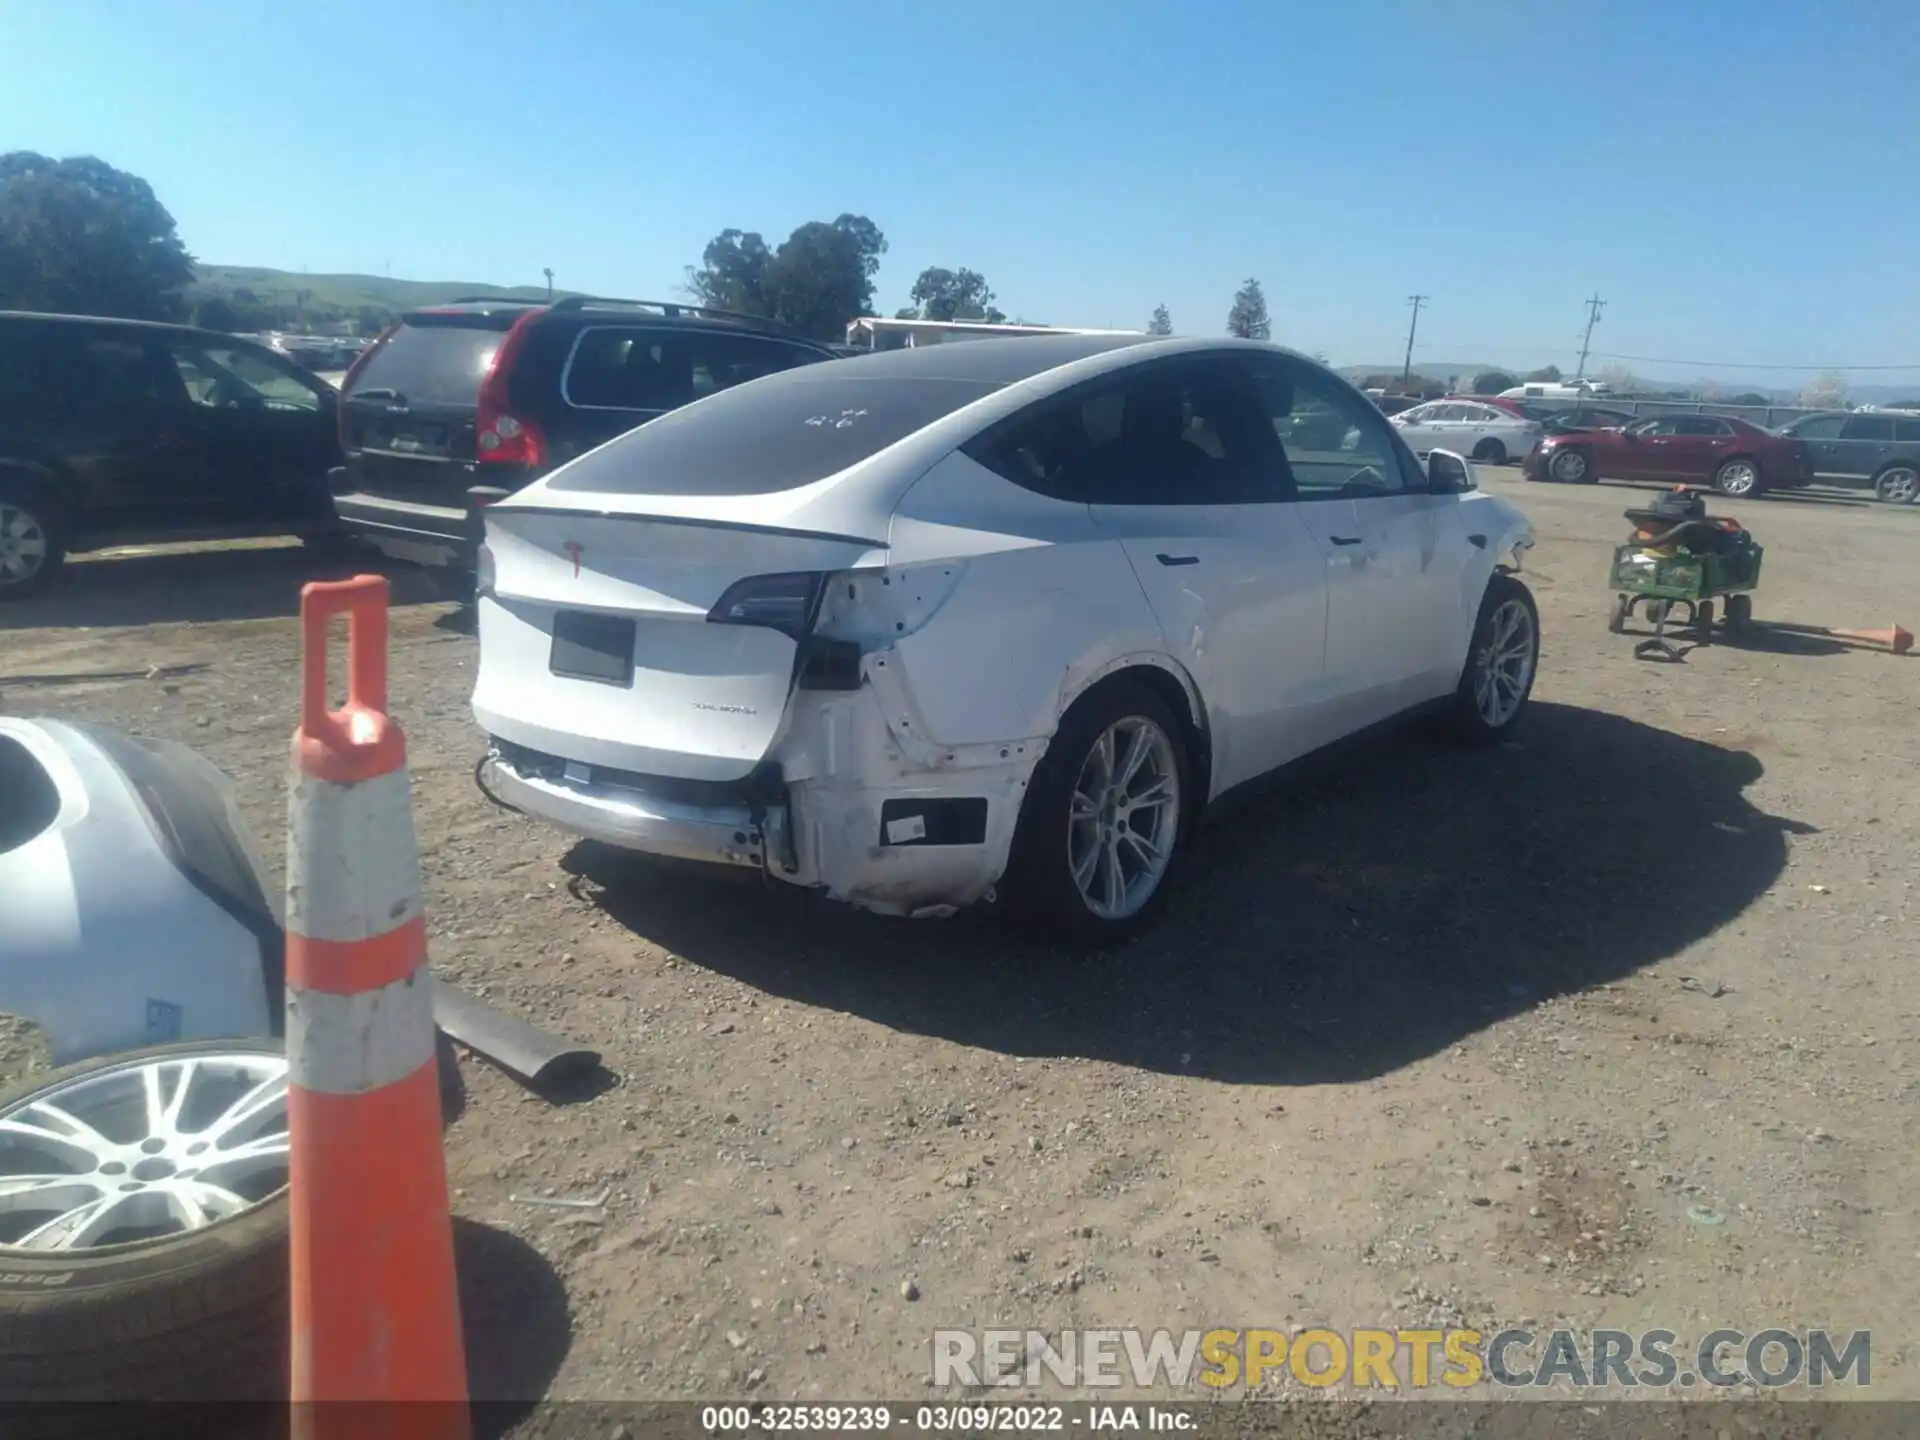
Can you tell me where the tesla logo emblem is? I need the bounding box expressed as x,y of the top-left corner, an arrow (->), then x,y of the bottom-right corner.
563,541 -> 583,577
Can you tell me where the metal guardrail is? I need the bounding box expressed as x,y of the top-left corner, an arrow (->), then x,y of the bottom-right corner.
1531,398 -> 1824,430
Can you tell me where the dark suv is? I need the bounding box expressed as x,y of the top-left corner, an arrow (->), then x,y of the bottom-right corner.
330,297 -> 839,570
0,312 -> 343,599
1772,410 -> 1920,504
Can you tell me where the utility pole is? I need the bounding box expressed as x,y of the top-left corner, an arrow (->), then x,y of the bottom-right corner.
543,267 -> 554,301
1401,294 -> 1427,385
1576,294 -> 1606,378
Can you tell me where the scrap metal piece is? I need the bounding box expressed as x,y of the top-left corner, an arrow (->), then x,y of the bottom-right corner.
430,978 -> 601,1090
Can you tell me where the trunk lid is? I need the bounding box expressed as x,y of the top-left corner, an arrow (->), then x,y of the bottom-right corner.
473,505 -> 885,782
340,311 -> 520,507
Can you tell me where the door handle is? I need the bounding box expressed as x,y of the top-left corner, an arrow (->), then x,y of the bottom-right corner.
1155,553 -> 1200,567
1329,535 -> 1363,546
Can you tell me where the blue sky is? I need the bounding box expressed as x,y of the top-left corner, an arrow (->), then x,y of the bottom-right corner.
5,0 -> 1917,381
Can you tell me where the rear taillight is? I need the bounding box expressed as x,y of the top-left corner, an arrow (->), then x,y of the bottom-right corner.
476,310 -> 547,468
706,573 -> 826,641
334,324 -> 395,449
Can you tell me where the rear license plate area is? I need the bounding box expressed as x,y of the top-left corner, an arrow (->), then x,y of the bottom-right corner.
549,610 -> 636,686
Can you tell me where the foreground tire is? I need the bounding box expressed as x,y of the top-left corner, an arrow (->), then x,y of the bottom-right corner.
0,483 -> 67,601
1471,439 -> 1508,465
1002,678 -> 1191,941
1714,457 -> 1763,497
0,1040 -> 290,1403
1874,464 -> 1919,505
1448,575 -> 1540,746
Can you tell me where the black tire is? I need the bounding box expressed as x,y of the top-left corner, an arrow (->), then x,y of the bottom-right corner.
1713,456 -> 1764,498
0,1039 -> 289,1405
1873,464 -> 1919,505
1607,593 -> 1630,634
1448,574 -> 1540,746
1000,677 -> 1193,942
1726,593 -> 1753,633
1471,439 -> 1508,465
0,479 -> 68,601
1696,600 -> 1715,643
1548,447 -> 1594,484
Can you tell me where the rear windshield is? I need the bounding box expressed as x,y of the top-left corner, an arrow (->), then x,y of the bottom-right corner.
547,372 -> 1000,496
347,314 -> 516,408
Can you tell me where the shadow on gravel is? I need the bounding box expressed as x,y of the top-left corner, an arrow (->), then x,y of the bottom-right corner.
0,544 -> 450,632
564,703 -> 1809,1086
458,1217 -> 576,1438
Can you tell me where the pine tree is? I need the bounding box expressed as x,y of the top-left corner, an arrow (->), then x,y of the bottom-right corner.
1148,303 -> 1172,335
1226,278 -> 1270,340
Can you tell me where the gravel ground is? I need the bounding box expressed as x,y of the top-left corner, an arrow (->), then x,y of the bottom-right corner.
2,473 -> 1917,1412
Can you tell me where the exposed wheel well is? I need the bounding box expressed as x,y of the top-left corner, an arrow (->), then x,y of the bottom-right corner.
0,462 -> 70,520
1872,458 -> 1920,478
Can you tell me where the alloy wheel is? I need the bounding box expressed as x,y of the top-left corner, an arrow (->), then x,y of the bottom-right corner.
1878,467 -> 1919,504
0,502 -> 49,585
1068,716 -> 1180,920
1551,450 -> 1588,482
1473,599 -> 1536,729
0,1052 -> 289,1251
1717,462 -> 1758,496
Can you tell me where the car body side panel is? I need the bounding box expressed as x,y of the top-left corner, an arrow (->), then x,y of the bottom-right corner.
0,718 -> 275,1066
883,451 -> 1173,750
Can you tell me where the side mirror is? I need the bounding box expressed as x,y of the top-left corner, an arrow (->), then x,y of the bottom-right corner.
1427,449 -> 1476,494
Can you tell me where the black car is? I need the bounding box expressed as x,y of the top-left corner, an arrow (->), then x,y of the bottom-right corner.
0,312 -> 342,599
1771,411 -> 1920,504
330,297 -> 840,571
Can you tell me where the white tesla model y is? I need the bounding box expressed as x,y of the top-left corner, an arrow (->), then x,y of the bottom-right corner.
472,335 -> 1538,937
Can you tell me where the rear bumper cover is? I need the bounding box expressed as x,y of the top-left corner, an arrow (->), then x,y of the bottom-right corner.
479,680 -> 1043,918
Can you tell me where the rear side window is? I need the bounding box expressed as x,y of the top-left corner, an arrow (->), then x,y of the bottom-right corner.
348,315 -> 515,407
1840,415 -> 1895,442
547,371 -> 997,497
562,327 -> 826,412
1896,418 -> 1920,443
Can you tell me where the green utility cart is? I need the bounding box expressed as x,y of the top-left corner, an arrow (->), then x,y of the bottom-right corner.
1606,491 -> 1763,656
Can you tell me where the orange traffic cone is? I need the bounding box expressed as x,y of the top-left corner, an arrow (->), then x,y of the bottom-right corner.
1826,625 -> 1913,655
285,576 -> 468,1440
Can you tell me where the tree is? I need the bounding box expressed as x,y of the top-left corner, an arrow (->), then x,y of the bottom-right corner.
1471,370 -> 1517,395
1226,277 -> 1270,340
684,228 -> 774,315
0,152 -> 195,319
686,214 -> 887,340
192,295 -> 241,332
1597,364 -> 1639,394
1798,370 -> 1847,409
1524,364 -> 1563,383
903,266 -> 1004,323
1147,304 -> 1172,336
1727,392 -> 1772,407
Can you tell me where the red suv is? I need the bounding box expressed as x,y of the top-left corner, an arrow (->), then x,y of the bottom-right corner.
1524,413 -> 1809,497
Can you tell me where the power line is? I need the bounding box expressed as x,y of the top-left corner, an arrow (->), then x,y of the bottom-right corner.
1575,295 -> 1606,378
1400,295 -> 1427,383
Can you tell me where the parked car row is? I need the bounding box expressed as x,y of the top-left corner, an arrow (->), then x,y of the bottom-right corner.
1522,409 -> 1920,503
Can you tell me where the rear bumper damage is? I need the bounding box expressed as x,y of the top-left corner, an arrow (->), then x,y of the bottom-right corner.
481,670 -> 1044,919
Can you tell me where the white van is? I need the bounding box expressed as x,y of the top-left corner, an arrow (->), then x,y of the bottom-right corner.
1499,380 -> 1611,401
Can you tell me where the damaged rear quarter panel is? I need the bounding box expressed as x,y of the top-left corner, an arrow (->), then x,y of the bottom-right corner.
879,451 -> 1173,748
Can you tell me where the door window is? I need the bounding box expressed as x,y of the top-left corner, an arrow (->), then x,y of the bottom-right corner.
1675,417 -> 1732,436
1895,419 -> 1920,443
565,327 -> 823,411
968,358 -> 1274,505
1628,417 -> 1683,437
1788,415 -> 1846,440
170,344 -> 327,411
1242,359 -> 1415,499
1840,415 -> 1895,442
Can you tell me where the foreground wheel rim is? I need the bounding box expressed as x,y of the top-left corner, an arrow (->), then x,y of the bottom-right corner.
0,1052 -> 288,1251
1474,599 -> 1536,728
0,502 -> 49,583
1718,462 -> 1757,495
1552,452 -> 1587,482
1068,716 -> 1180,920
1881,468 -> 1919,503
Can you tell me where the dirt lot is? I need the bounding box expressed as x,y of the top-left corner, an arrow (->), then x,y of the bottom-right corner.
3,474 -> 1917,1412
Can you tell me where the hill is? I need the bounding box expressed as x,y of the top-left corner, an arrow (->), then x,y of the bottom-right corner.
189,264 -> 577,311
